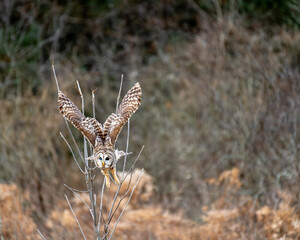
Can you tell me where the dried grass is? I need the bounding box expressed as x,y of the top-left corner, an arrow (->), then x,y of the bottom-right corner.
2,168 -> 297,239
0,184 -> 38,239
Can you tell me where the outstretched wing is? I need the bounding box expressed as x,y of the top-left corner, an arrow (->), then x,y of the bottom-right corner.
58,90 -> 104,147
103,82 -> 142,145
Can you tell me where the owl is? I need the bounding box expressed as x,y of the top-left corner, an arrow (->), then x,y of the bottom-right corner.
58,82 -> 142,188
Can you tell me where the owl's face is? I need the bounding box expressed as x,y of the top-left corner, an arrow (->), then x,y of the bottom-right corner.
94,150 -> 116,169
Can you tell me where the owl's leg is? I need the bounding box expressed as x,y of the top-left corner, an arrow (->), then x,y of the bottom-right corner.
101,169 -> 110,188
110,168 -> 120,185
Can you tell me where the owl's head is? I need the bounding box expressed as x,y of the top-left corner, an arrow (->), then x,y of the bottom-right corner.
94,150 -> 116,169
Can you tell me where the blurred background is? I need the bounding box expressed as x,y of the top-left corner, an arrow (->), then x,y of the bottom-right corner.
0,0 -> 300,239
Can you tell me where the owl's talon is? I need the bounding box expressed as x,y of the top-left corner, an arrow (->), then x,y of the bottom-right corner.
110,168 -> 120,185
105,179 -> 111,188
102,169 -> 111,188
58,83 -> 142,189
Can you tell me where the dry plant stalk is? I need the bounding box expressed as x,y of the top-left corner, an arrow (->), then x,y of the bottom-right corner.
37,63 -> 144,240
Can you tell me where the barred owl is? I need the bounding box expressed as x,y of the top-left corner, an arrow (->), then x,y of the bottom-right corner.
58,83 -> 142,188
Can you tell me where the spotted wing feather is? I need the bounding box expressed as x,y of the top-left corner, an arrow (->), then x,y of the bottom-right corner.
58,90 -> 103,146
103,82 -> 142,144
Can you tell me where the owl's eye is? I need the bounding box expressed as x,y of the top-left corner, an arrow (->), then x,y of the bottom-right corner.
105,157 -> 110,161
99,157 -> 102,160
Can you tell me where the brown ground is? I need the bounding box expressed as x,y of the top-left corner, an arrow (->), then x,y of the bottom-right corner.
1,168 -> 299,239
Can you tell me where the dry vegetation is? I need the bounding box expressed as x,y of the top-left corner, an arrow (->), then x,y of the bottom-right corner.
1,0 -> 300,239
0,184 -> 38,239
1,168 -> 299,239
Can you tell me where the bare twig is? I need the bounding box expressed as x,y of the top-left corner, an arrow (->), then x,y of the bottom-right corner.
52,63 -> 85,162
123,168 -> 135,196
116,74 -> 123,113
90,88 -> 96,157
76,80 -> 88,159
65,195 -> 87,240
90,170 -> 101,240
56,72 -> 143,240
64,186 -> 89,193
108,169 -> 144,240
108,146 -> 145,223
92,88 -> 97,118
108,169 -> 135,224
64,184 -> 94,219
37,229 -> 47,240
110,159 -> 142,216
121,119 -> 130,181
107,120 -> 130,221
52,61 -> 60,92
98,180 -> 106,232
60,132 -> 85,174
122,145 -> 145,183
77,80 -> 101,240
64,119 -> 85,163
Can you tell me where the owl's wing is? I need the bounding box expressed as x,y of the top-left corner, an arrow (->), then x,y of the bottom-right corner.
58,90 -> 104,147
103,82 -> 142,145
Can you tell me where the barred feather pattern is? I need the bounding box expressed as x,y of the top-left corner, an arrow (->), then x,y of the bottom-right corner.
103,82 -> 142,144
58,83 -> 141,147
58,90 -> 104,146
58,83 -> 142,187
102,113 -> 117,141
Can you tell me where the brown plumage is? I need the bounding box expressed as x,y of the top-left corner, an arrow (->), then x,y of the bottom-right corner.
58,82 -> 142,187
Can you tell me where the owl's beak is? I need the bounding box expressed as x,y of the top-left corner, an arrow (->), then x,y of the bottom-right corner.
102,161 -> 105,166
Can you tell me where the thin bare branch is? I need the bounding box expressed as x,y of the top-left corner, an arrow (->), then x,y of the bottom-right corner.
52,63 -> 87,172
106,184 -> 111,213
65,195 -> 87,240
121,119 -> 130,181
116,74 -> 123,113
51,61 -> 60,92
92,88 -> 97,118
64,185 -> 89,193
64,119 -> 84,162
107,146 -> 145,223
64,184 -> 94,219
91,88 -> 96,154
76,80 -> 83,98
56,75 -> 143,240
122,145 -> 145,183
37,229 -> 47,240
90,169 -> 101,240
103,231 -> 110,240
60,132 -> 85,174
77,80 -> 101,240
107,120 -> 130,221
108,169 -> 144,240
108,169 -> 135,223
123,168 -> 135,195
108,165 -> 144,224
76,80 -> 88,159
98,180 -> 106,232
